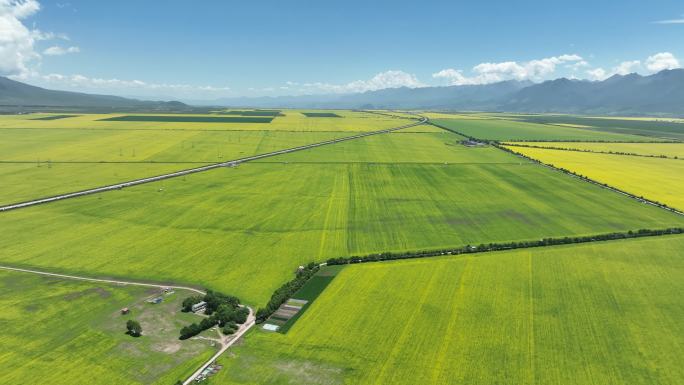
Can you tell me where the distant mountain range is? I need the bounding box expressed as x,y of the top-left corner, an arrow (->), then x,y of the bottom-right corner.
501,69 -> 684,115
209,69 -> 684,115
0,76 -> 188,112
2,69 -> 684,115
200,80 -> 534,110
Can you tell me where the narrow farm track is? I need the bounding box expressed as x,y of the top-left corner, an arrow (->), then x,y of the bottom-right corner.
0,114 -> 427,212
0,264 -> 205,294
0,264 -> 255,385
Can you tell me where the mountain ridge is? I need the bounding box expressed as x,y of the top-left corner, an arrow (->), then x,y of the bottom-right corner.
0,76 -> 188,111
2,69 -> 684,115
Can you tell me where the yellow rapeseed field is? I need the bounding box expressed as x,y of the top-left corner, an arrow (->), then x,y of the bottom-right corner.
505,145 -> 684,210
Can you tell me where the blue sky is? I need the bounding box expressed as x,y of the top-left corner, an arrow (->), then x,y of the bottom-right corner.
2,0 -> 683,99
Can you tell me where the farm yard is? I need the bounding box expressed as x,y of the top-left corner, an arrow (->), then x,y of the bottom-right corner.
0,269 -> 216,385
209,235 -> 684,385
1,109 -> 683,385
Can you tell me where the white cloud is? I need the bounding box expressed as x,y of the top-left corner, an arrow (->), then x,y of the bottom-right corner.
0,0 -> 75,76
0,0 -> 41,76
16,72 -> 233,99
645,52 -> 680,72
431,69 -> 472,85
43,45 -> 79,56
299,70 -> 424,94
587,60 -> 643,81
653,16 -> 684,24
586,68 -> 608,81
1,0 -> 39,18
432,54 -> 584,85
613,60 -> 641,75
566,60 -> 589,71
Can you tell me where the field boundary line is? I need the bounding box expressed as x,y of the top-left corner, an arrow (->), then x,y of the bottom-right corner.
0,114 -> 427,212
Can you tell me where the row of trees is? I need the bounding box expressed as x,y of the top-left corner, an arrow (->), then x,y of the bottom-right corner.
325,228 -> 684,266
506,138 -> 676,143
505,143 -> 680,160
255,262 -> 319,323
179,290 -> 248,340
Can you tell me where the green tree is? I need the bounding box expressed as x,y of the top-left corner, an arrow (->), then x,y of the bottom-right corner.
181,295 -> 204,312
126,319 -> 142,337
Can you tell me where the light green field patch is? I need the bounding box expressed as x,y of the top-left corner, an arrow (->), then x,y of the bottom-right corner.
432,118 -> 654,141
210,235 -> 684,385
0,128 -> 348,162
0,270 -> 216,385
0,162 -> 201,205
264,131 -> 515,164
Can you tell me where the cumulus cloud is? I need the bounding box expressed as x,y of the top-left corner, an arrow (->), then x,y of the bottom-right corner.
586,68 -> 608,81
585,52 -> 680,81
432,54 -> 584,85
613,60 -> 641,75
586,60 -> 642,81
645,52 -> 681,72
298,70 -> 424,94
43,45 -> 79,56
0,0 -> 42,75
0,0 -> 75,76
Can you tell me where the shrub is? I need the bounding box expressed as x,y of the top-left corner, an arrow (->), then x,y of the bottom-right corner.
126,320 -> 142,337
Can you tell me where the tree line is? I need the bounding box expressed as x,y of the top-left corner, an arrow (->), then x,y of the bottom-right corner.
179,290 -> 249,339
250,227 -> 683,327
504,139 -> 679,144
255,262 -> 319,323
504,143 -> 681,160
325,228 -> 684,266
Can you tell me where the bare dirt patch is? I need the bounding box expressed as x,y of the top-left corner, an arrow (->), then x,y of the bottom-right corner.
63,287 -> 111,301
151,341 -> 182,354
274,360 -> 344,385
